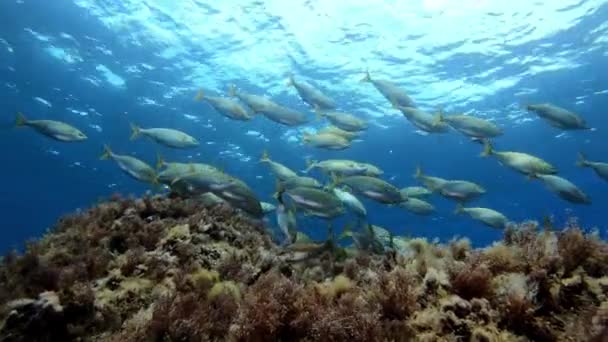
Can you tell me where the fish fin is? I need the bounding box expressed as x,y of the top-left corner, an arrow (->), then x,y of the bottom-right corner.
576,152 -> 588,167
301,132 -> 312,144
156,153 -> 165,170
286,73 -> 295,87
481,139 -> 493,157
194,89 -> 205,102
130,123 -> 141,141
15,112 -> 27,127
359,69 -> 371,82
227,84 -> 236,97
100,145 -> 112,160
303,158 -> 316,173
274,181 -> 285,201
326,173 -> 341,191
527,173 -> 539,181
414,165 -> 423,179
454,203 -> 465,215
432,111 -> 444,126
260,150 -> 269,162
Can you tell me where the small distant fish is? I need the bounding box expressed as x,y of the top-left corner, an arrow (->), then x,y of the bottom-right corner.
100,145 -> 158,184
288,74 -> 335,110
481,141 -> 557,176
532,174 -> 591,205
435,112 -> 502,139
260,150 -> 298,181
455,204 -> 508,229
195,89 -> 252,121
577,152 -> 608,181
360,70 -> 415,108
400,186 -> 432,198
526,103 -> 590,130
332,187 -> 367,217
315,108 -> 368,132
130,124 -> 199,149
395,106 -> 449,134
15,112 -> 87,142
400,198 -> 435,216
302,132 -> 351,150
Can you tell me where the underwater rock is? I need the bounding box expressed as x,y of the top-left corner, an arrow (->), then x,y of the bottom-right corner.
0,194 -> 606,341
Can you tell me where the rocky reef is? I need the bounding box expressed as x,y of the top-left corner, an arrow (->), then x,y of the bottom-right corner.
0,194 -> 607,341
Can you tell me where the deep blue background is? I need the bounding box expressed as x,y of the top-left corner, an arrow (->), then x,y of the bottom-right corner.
1,0 -> 607,251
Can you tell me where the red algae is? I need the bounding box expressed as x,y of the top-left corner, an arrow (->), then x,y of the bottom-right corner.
0,195 -> 607,341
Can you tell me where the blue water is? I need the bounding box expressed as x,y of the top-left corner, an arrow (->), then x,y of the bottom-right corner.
1,0 -> 607,251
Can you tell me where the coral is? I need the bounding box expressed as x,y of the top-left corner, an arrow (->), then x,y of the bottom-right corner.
0,195 -> 606,341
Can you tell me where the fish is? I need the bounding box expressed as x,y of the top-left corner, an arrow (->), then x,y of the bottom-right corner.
455,204 -> 508,229
100,145 -> 158,184
302,132 -> 351,150
288,74 -> 335,110
281,176 -> 322,190
261,202 -> 277,214
228,85 -> 276,113
156,155 -> 220,184
360,70 -> 415,108
533,174 -> 591,205
130,124 -> 199,149
283,186 -> 345,219
435,113 -> 502,139
335,175 -> 404,204
216,183 -> 264,218
414,166 -> 449,191
400,186 -> 432,198
317,126 -> 360,141
400,198 -> 435,216
577,152 -> 608,181
197,192 -> 226,207
481,141 -> 557,176
526,103 -> 590,130
395,106 -> 449,133
436,180 -> 486,203
228,85 -> 308,126
15,112 -> 87,142
276,193 -> 297,244
305,159 -> 376,176
195,90 -> 252,121
342,222 -> 388,254
260,150 -> 298,181
315,109 -> 368,132
332,188 -> 367,217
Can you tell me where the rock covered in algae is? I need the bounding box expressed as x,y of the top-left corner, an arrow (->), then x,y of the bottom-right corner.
0,195 -> 606,341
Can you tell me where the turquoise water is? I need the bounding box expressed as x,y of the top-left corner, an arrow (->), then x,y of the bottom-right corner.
1,0 -> 607,250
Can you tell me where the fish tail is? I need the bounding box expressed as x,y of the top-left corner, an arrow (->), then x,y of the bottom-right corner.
481,139 -> 493,157
313,105 -> 325,120
260,150 -> 269,162
194,89 -> 205,102
100,144 -> 112,160
327,172 -> 341,190
156,153 -> 165,170
15,112 -> 27,127
359,69 -> 371,82
454,203 -> 465,215
576,152 -> 588,167
227,84 -> 236,97
302,132 -> 311,144
274,181 -> 285,202
130,123 -> 141,141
